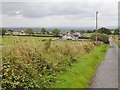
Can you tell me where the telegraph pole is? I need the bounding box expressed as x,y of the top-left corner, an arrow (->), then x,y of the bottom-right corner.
96,12 -> 98,43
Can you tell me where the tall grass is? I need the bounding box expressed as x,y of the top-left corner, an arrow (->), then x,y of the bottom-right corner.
2,36 -> 102,89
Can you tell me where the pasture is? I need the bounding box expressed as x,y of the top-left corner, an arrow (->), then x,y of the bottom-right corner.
2,36 -> 89,46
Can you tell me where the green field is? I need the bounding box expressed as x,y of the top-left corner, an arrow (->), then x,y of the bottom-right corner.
1,36 -> 109,89
3,36 -> 89,45
2,36 -> 53,46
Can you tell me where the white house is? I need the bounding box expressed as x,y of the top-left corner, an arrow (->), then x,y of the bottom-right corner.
13,30 -> 26,35
73,32 -> 81,37
62,32 -> 81,40
19,30 -> 26,35
62,34 -> 74,40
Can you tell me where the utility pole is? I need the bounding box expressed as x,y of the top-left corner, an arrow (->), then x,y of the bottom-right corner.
96,12 -> 98,43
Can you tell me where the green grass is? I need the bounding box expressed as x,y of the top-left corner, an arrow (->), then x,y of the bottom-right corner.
2,36 -> 88,46
51,44 -> 109,88
2,36 -> 53,46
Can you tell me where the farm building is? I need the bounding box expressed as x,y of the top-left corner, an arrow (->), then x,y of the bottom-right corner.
62,32 -> 81,40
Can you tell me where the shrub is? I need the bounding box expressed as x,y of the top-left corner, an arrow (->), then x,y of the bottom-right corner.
90,34 -> 109,44
2,44 -> 56,89
97,27 -> 111,35
79,37 -> 89,39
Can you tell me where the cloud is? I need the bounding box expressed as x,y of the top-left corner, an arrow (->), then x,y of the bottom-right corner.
1,1 -> 118,28
2,2 -> 117,18
1,0 -> 119,3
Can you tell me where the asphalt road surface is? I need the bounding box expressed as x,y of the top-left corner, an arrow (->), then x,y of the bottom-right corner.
90,41 -> 118,88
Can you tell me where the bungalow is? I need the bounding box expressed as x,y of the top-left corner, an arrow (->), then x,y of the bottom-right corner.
13,30 -> 27,35
62,32 -> 81,40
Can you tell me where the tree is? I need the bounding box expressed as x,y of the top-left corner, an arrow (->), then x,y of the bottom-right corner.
92,30 -> 96,33
0,29 -> 7,36
0,29 -> 2,35
8,29 -> 13,35
79,30 -> 85,34
113,29 -> 119,35
52,29 -> 60,36
86,30 -> 93,33
90,34 -> 109,44
97,27 -> 111,35
25,28 -> 34,35
46,31 -> 49,34
8,29 -> 13,32
41,28 -> 46,34
70,30 -> 75,34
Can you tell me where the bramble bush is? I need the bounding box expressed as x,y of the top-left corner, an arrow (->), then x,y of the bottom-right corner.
2,38 -> 96,89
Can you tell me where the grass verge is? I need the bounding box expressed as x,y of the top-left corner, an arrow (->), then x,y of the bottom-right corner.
113,39 -> 120,48
112,35 -> 120,48
51,44 -> 109,88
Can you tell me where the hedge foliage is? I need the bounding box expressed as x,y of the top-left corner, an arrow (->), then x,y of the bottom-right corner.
90,34 -> 109,44
2,38 -> 96,89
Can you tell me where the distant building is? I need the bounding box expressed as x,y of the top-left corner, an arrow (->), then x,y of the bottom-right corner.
13,30 -> 27,35
5,32 -> 11,35
61,32 -> 81,40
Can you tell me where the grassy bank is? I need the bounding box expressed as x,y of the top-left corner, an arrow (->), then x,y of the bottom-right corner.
51,44 -> 109,88
112,35 -> 120,48
114,39 -> 120,48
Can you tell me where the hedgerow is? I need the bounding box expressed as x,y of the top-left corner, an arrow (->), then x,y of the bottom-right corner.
2,37 -> 96,89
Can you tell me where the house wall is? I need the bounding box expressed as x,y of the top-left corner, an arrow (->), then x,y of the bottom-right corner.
62,32 -> 81,40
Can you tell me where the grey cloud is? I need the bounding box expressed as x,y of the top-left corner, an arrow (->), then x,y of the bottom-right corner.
2,2 -> 113,18
1,2 -> 117,28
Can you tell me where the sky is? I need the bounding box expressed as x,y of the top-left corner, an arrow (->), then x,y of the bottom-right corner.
0,0 -> 119,29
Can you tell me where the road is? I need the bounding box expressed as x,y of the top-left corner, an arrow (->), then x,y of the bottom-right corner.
90,41 -> 118,88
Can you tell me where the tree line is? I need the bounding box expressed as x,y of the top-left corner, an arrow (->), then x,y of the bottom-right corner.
0,28 -> 61,37
0,27 -> 120,37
